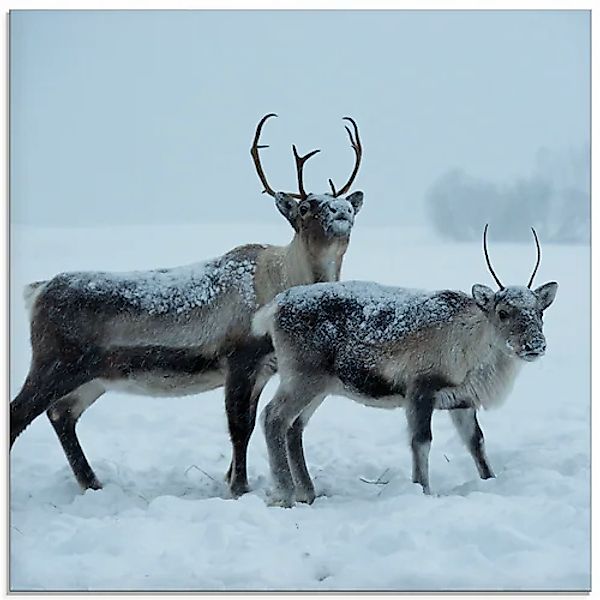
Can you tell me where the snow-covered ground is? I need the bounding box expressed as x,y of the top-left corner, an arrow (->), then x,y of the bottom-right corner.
9,223 -> 590,591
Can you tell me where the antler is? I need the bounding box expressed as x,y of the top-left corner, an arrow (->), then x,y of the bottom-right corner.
250,113 -> 279,198
527,227 -> 541,289
483,224 -> 504,290
292,145 -> 321,200
250,113 -> 320,200
328,117 -> 363,197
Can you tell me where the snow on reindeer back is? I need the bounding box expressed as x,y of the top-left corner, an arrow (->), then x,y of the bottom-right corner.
277,280 -> 473,344
65,253 -> 257,316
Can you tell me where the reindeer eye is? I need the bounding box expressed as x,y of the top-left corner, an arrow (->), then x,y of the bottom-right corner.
299,204 -> 309,216
498,309 -> 509,321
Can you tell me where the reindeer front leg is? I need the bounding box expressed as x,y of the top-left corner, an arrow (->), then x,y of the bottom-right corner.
449,408 -> 495,480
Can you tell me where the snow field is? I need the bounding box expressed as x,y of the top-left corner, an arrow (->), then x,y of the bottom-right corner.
9,223 -> 590,590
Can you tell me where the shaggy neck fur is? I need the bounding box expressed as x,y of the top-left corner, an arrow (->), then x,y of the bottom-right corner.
435,311 -> 522,410
288,234 -> 347,283
252,235 -> 346,306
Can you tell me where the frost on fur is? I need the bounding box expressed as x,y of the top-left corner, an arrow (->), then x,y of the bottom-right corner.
10,113 -> 365,500
261,227 -> 557,503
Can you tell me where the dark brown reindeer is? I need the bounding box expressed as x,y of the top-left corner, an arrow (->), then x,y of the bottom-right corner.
255,226 -> 557,506
10,113 -> 364,498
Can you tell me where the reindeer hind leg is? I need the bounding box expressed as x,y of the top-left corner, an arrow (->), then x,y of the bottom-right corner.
286,395 -> 326,504
10,360 -> 94,448
224,342 -> 274,498
224,375 -> 266,488
406,381 -> 437,495
262,378 -> 325,507
46,381 -> 106,490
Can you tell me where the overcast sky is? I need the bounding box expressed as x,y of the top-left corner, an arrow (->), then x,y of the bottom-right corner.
10,10 -> 589,228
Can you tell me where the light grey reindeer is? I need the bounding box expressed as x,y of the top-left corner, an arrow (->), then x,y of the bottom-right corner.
10,113 -> 364,498
255,226 -> 558,506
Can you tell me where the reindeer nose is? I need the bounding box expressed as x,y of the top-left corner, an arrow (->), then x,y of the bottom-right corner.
329,202 -> 352,218
522,338 -> 546,356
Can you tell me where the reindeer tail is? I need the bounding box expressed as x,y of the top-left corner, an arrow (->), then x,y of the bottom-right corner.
252,301 -> 278,339
23,280 -> 48,313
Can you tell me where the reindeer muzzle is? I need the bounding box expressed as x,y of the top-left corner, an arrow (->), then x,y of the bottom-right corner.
517,337 -> 547,362
326,202 -> 354,237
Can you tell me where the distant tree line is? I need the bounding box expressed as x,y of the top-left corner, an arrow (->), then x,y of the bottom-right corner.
426,144 -> 590,243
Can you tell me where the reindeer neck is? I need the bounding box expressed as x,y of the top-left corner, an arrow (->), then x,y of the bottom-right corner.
461,309 -> 521,377
285,233 -> 347,285
252,234 -> 348,307
457,312 -> 522,409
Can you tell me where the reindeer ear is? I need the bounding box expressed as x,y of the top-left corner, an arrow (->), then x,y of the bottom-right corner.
472,284 -> 495,312
534,281 -> 558,311
345,191 -> 363,215
275,192 -> 300,231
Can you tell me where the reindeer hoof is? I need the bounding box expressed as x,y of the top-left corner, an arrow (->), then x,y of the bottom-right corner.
80,478 -> 103,492
413,480 -> 431,495
229,480 -> 249,499
267,496 -> 294,508
295,488 -> 316,505
479,466 -> 496,480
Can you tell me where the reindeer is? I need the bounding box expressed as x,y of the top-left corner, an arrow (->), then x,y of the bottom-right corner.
255,226 -> 558,506
10,113 -> 364,498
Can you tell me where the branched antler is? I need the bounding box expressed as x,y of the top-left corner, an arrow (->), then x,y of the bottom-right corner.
250,114 -> 362,200
292,145 -> 321,200
250,113 -> 319,200
250,113 -> 279,197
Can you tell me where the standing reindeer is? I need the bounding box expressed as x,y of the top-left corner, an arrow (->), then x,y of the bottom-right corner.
10,113 -> 365,498
255,226 -> 558,506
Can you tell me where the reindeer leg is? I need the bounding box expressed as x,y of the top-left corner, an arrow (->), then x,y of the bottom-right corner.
11,361 -> 94,448
286,396 -> 325,504
46,381 -> 106,490
223,341 -> 270,497
449,408 -> 495,479
224,370 -> 255,497
225,369 -> 269,482
224,375 -> 269,496
406,380 -> 437,495
261,380 -> 320,507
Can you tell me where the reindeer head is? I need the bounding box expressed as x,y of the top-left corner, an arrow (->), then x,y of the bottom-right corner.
472,225 -> 558,362
250,114 -> 364,244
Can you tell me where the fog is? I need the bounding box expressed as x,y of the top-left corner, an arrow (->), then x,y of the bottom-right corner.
10,10 -> 589,233
427,143 -> 590,243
